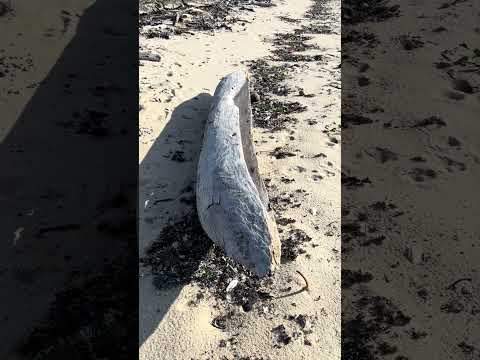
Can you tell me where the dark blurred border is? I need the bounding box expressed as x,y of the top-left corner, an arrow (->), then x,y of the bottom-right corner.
342,0 -> 479,359
0,1 -> 138,358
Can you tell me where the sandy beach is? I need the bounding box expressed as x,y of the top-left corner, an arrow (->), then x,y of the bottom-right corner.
342,0 -> 480,358
139,0 -> 340,359
1,0 -> 138,358
2,0 -> 476,358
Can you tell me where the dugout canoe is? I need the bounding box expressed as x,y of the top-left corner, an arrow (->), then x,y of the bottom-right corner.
196,70 -> 281,277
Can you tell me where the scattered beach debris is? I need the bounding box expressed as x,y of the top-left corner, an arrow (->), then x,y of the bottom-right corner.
270,146 -> 296,159
139,0 -> 341,357
342,269 -> 373,289
140,50 -> 162,62
247,60 -> 307,130
271,324 -> 292,346
398,34 -> 424,51
19,258 -> 136,359
281,228 -> 312,263
413,116 -> 446,128
0,1 -> 12,17
342,0 -> 400,25
13,227 -> 24,246
226,279 -> 239,292
140,0 -> 274,38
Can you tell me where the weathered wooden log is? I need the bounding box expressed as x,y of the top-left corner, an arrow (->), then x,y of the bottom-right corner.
196,70 -> 281,277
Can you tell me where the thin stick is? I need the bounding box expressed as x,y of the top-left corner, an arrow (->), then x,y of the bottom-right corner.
272,270 -> 310,299
296,270 -> 309,291
446,278 -> 472,290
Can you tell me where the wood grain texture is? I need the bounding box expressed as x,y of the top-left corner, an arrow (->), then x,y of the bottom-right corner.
196,70 -> 281,277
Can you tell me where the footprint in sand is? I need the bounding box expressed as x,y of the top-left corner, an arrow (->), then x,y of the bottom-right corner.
410,156 -> 427,163
366,147 -> 398,164
408,168 -> 438,182
438,156 -> 466,172
447,136 -> 461,148
443,89 -> 466,101
452,79 -> 474,94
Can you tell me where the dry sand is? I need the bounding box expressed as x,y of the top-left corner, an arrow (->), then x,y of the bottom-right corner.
0,0 -> 94,142
139,0 -> 340,359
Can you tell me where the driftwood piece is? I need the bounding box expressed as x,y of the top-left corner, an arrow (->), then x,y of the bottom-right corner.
196,70 -> 281,277
139,50 -> 161,62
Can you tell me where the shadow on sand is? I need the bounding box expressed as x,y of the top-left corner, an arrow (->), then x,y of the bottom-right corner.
0,0 -> 137,358
139,93 -> 213,347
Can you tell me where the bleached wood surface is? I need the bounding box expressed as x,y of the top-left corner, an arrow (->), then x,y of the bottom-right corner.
196,70 -> 281,277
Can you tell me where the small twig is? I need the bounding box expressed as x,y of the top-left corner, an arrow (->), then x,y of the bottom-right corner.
446,69 -> 456,80
296,270 -> 309,291
173,12 -> 180,26
272,270 -> 310,299
153,198 -> 174,204
441,52 -> 451,61
152,187 -> 192,205
446,278 -> 472,290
